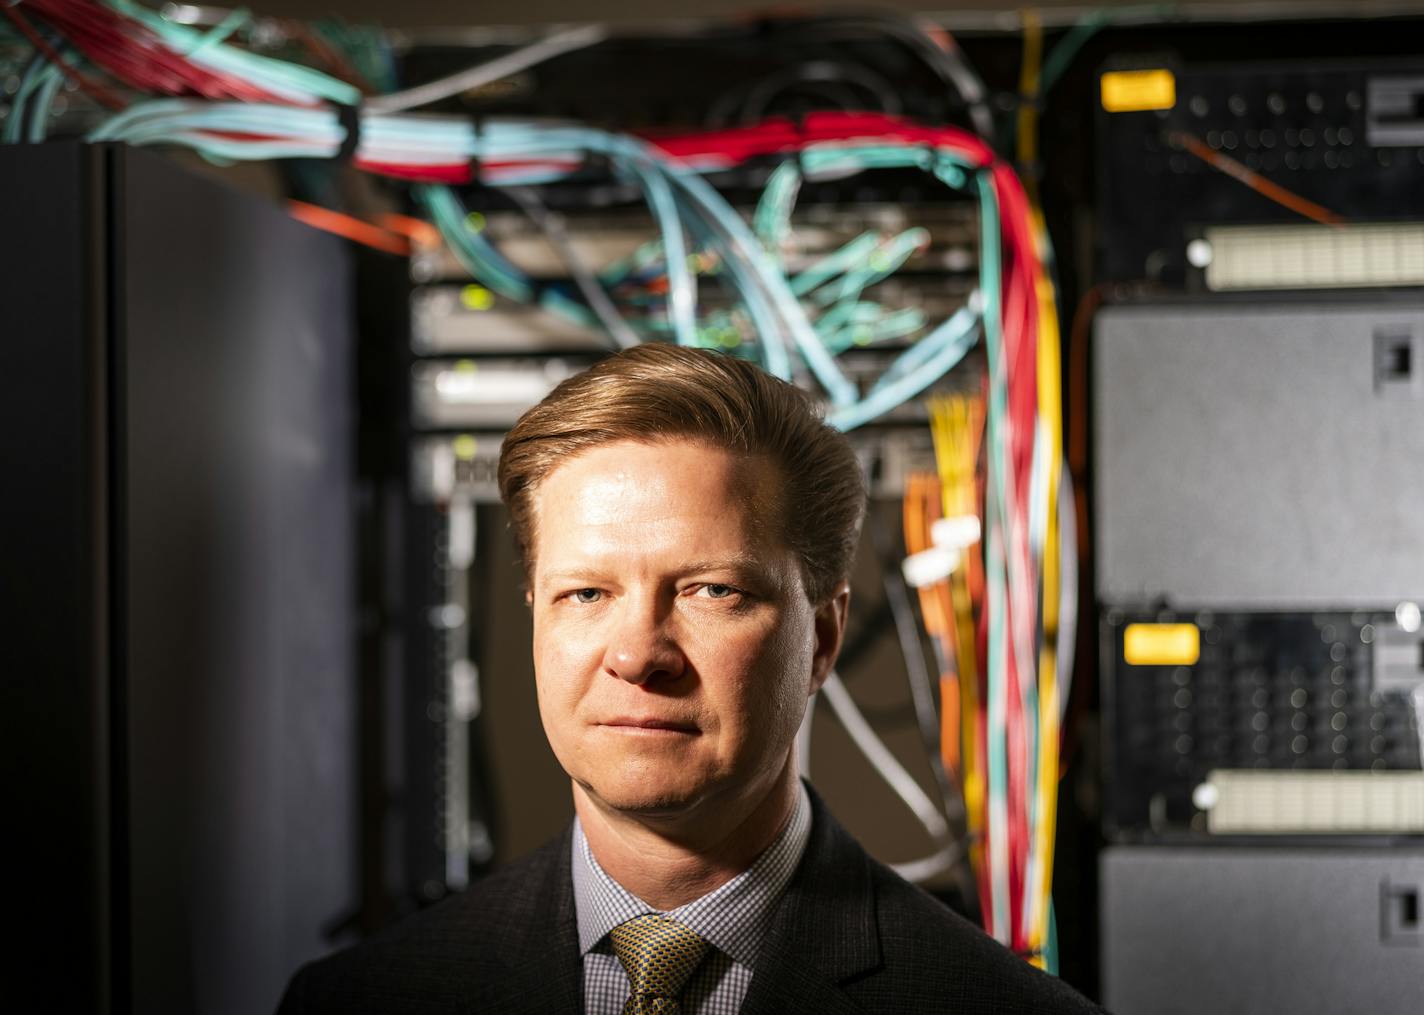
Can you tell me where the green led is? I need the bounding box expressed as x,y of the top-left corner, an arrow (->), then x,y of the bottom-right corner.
460,285 -> 495,311
452,434 -> 478,460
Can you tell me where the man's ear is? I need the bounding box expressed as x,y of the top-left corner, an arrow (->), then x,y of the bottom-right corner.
809,581 -> 851,694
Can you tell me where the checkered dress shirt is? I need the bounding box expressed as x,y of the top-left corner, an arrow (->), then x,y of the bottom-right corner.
572,783 -> 813,1015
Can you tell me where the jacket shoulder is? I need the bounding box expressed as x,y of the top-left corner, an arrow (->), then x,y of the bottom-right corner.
276,835 -> 569,1015
860,858 -> 1106,1014
778,787 -> 1106,1015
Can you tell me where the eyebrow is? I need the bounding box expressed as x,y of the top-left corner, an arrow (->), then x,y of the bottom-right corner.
676,556 -> 767,578
537,556 -> 771,586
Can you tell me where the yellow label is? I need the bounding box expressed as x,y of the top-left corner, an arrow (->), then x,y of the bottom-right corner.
1100,69 -> 1177,113
1124,623 -> 1200,666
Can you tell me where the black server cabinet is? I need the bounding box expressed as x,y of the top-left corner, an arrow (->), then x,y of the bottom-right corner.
1,143 -> 358,1014
1090,300 -> 1424,1012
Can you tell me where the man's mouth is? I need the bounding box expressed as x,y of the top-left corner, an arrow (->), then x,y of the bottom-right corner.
601,717 -> 699,733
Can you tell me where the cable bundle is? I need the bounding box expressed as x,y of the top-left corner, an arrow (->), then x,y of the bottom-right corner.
88,103 -> 1011,424
650,114 -> 1070,963
903,289 -> 1065,972
11,0 -> 361,105
3,2 -> 1073,971
82,100 -> 1066,956
3,1 -> 1006,430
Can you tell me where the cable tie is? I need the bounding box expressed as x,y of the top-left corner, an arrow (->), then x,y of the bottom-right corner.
329,101 -> 362,164
469,114 -> 485,181
902,545 -> 961,588
787,111 -> 812,173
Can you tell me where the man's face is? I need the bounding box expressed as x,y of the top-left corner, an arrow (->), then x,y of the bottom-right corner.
528,439 -> 844,820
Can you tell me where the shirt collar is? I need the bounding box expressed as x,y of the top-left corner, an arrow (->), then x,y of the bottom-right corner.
572,781 -> 813,968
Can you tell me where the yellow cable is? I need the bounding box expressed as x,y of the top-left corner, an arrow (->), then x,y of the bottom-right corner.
1026,178 -> 1064,975
1016,10 -> 1044,211
929,397 -> 986,893
1019,8 -> 1069,966
1029,267 -> 1062,967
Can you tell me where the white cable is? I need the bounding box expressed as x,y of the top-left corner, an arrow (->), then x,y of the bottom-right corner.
871,516 -> 962,823
796,697 -> 815,780
819,672 -> 949,843
366,24 -> 609,113
890,843 -> 965,884
503,186 -> 640,350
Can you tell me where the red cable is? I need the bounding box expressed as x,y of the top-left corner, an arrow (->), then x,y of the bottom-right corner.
356,160 -> 473,183
27,0 -> 287,103
642,112 -> 994,168
644,120 -> 1046,959
29,0 -> 217,94
648,112 -> 1053,955
1,2 -> 127,109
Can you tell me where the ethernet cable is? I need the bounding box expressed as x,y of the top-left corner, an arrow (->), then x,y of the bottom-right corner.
84,98 -> 1031,466
820,672 -> 950,843
103,0 -> 361,104
15,6 -> 1071,963
503,185 -> 641,350
366,24 -> 608,113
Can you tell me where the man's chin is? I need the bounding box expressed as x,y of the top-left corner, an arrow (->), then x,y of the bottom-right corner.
575,776 -> 709,819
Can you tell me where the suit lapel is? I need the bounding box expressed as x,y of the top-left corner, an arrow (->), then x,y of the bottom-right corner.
474,827 -> 586,1014
467,787 -> 883,1014
740,786 -> 881,1015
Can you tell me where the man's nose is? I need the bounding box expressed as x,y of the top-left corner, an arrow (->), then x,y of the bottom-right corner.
601,595 -> 686,685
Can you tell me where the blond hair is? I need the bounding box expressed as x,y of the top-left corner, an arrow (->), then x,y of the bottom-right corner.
496,344 -> 865,604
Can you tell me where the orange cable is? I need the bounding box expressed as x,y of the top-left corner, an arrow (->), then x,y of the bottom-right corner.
377,212 -> 441,248
287,200 -> 412,256
903,477 -> 962,778
1169,131 -> 1345,226
930,493 -> 963,778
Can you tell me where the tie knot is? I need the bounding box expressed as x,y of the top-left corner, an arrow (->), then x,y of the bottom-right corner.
608,914 -> 710,1007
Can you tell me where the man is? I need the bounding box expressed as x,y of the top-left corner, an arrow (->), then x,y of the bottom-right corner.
279,344 -> 1102,1014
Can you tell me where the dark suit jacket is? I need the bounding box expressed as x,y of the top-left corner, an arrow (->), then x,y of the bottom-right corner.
278,788 -> 1105,1013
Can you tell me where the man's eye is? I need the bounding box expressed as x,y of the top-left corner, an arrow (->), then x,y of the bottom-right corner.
571,588 -> 602,604
700,584 -> 736,599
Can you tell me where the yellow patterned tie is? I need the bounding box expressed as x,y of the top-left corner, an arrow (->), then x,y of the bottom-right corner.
607,914 -> 711,1015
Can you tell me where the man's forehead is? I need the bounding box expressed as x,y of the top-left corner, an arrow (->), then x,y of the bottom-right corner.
526,438 -> 789,568
536,438 -> 781,508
